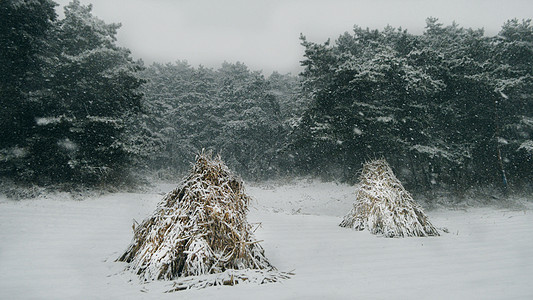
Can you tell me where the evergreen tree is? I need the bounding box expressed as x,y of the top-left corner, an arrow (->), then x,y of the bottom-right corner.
138,61 -> 286,179
491,19 -> 533,186
138,61 -> 218,176
418,18 -> 496,188
0,0 -> 57,179
294,27 -> 444,183
40,0 -> 144,185
1,0 -> 144,187
293,19 -> 532,192
214,62 -> 283,178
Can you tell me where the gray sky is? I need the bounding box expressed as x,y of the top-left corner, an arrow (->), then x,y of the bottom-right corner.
54,0 -> 533,75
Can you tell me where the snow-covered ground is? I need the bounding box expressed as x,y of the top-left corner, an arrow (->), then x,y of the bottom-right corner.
1,180 -> 532,299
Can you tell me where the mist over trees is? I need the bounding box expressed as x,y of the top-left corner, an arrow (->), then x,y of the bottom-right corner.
135,61 -> 302,180
1,0 -> 531,196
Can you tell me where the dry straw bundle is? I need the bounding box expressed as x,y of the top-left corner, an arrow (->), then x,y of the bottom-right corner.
340,159 -> 439,237
118,151 -> 287,289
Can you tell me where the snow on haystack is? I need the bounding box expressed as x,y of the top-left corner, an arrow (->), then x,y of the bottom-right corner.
117,151 -> 288,290
340,159 -> 440,237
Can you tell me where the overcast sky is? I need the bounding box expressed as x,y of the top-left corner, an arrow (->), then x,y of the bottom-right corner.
54,0 -> 533,75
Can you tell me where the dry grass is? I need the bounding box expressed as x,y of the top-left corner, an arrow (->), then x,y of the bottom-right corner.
340,159 -> 440,237
118,151 -> 281,286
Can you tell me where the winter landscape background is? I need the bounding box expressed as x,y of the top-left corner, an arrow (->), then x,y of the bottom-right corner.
1,0 -> 532,299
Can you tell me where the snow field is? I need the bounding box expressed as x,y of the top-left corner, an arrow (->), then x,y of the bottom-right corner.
0,180 -> 532,299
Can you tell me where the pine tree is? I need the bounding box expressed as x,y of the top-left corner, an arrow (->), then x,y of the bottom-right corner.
138,61 -> 286,180
0,0 -> 57,180
491,19 -> 533,186
42,0 -> 144,185
294,27 -> 444,183
1,0 -> 144,187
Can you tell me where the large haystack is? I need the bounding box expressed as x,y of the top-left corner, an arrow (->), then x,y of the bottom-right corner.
340,159 -> 439,237
118,152 -> 285,289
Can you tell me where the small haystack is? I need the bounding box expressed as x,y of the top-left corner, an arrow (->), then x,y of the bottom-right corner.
340,159 -> 439,237
118,152 -> 286,289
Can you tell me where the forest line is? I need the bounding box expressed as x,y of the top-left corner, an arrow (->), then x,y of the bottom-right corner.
1,0 -> 532,197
